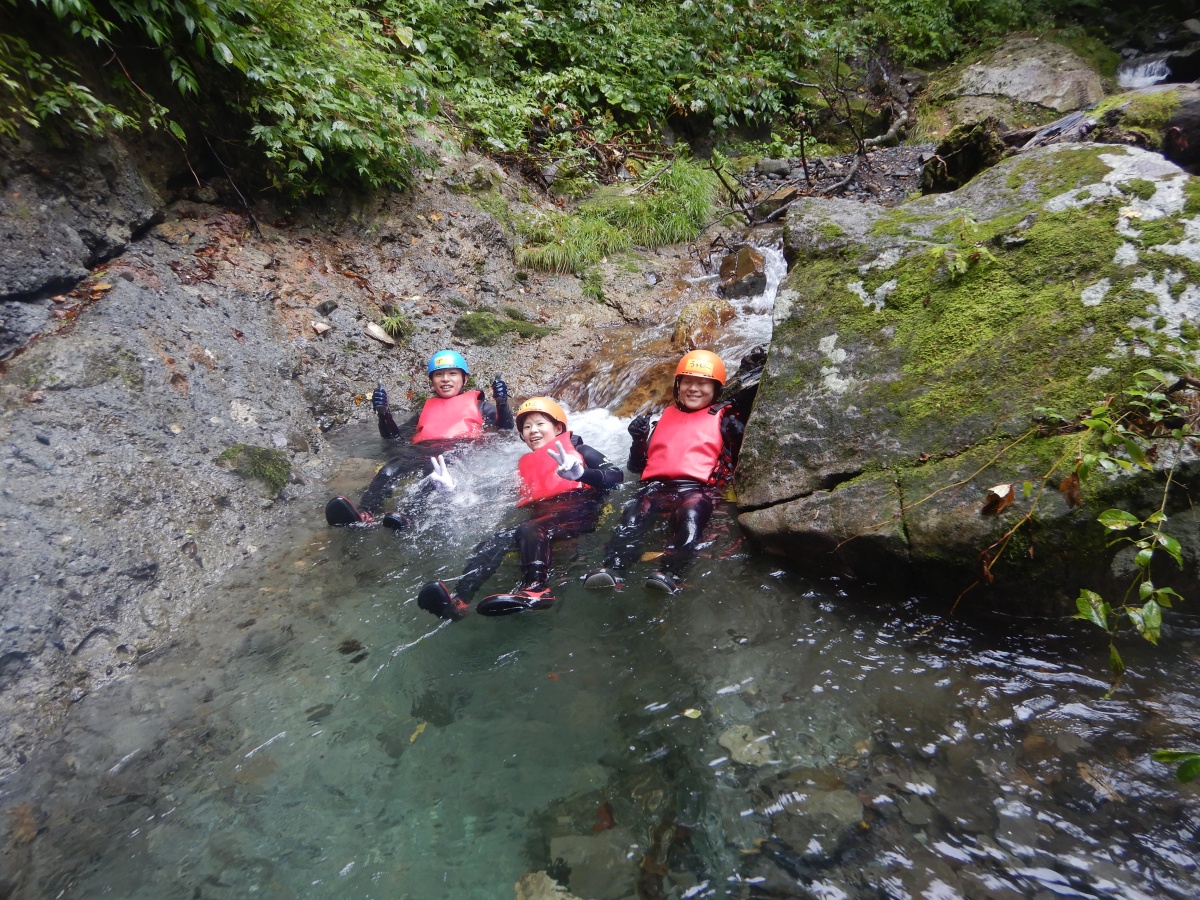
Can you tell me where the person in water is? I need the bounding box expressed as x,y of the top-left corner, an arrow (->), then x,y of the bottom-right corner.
325,349 -> 513,527
585,349 -> 744,595
417,397 -> 623,620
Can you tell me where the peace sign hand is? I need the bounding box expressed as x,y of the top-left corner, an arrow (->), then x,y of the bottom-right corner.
427,455 -> 456,492
548,440 -> 585,481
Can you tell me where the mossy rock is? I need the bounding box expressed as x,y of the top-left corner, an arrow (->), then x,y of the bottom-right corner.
742,144 -> 1200,612
216,444 -> 291,496
921,118 -> 1008,194
451,311 -> 554,346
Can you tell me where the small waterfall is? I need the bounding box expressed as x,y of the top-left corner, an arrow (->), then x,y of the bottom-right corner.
1117,53 -> 1172,89
551,242 -> 786,415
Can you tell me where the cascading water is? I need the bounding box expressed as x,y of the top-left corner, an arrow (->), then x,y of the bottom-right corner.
1117,53 -> 1172,89
9,242 -> 1200,899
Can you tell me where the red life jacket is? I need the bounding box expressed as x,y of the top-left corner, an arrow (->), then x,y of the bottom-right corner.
642,404 -> 727,483
413,390 -> 484,444
518,432 -> 585,507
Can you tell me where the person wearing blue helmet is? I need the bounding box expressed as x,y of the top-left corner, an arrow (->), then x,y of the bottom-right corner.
325,349 -> 513,527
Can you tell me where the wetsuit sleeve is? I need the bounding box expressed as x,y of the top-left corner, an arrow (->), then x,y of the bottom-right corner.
480,397 -> 515,431
381,408 -> 422,441
575,440 -> 624,490
720,409 -> 745,466
628,422 -> 653,475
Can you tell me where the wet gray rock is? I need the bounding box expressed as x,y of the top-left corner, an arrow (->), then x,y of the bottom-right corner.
719,245 -> 767,298
0,131 -> 161,301
950,36 -> 1104,116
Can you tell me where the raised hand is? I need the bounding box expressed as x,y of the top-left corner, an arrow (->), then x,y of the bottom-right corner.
491,374 -> 509,404
628,414 -> 651,442
372,381 -> 389,413
548,440 -> 585,481
427,455 -> 456,492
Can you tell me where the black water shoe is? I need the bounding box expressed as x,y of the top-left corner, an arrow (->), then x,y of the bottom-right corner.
326,496 -> 372,527
417,581 -> 469,621
583,568 -> 623,589
644,571 -> 681,595
476,586 -> 556,616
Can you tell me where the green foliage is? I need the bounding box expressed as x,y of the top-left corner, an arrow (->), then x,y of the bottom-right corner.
1153,749 -> 1200,784
8,0 -> 430,195
1065,355 -> 1195,695
0,35 -> 134,138
379,311 -> 413,340
513,157 -> 714,274
581,268 -> 604,303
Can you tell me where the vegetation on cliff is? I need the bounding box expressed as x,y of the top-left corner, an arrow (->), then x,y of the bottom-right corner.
4,0 -> 1116,197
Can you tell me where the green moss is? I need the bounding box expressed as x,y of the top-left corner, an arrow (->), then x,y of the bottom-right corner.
870,207 -> 943,239
1124,179 -> 1157,201
216,444 -> 291,496
1093,90 -> 1181,150
1184,178 -> 1200,217
818,222 -> 846,240
1050,27 -> 1120,80
452,311 -> 554,345
1004,145 -> 1113,199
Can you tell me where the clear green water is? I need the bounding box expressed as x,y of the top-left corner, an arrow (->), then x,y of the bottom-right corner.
9,250 -> 1200,898
13,417 -> 1200,898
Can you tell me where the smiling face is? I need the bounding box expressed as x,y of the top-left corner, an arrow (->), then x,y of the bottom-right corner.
520,411 -> 564,450
430,368 -> 466,399
676,375 -> 716,411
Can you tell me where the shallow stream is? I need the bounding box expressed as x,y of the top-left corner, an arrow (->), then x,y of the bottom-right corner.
9,247 -> 1200,899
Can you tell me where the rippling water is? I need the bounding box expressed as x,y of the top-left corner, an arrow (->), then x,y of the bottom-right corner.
9,247 -> 1200,898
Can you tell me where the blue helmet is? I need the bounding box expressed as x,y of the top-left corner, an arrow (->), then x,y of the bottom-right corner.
427,350 -> 470,377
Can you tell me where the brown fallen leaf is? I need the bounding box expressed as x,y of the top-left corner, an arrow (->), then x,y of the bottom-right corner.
641,551 -> 664,562
981,482 -> 1014,516
1059,471 -> 1082,508
1077,762 -> 1123,803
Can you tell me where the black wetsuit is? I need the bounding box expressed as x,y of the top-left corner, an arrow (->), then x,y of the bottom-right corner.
456,436 -> 623,600
359,395 -> 514,514
602,408 -> 744,577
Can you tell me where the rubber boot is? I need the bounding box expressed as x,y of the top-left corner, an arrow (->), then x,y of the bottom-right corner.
417,581 -> 470,621
583,567 -> 623,589
644,571 -> 681,595
326,496 -> 373,527
477,565 -> 556,616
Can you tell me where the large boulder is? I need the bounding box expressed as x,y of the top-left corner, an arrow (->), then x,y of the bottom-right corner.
935,36 -> 1105,132
738,144 -> 1200,611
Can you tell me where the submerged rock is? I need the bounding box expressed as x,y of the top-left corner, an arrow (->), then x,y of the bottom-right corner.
672,298 -> 735,350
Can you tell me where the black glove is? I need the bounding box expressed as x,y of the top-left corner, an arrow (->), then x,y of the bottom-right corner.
628,414 -> 651,442
491,375 -> 509,404
372,382 -> 389,413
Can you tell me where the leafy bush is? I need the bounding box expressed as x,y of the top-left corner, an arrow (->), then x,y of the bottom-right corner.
8,0 -> 431,195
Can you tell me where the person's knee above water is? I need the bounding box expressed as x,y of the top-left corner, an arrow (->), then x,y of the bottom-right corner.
587,349 -> 745,595
325,349 -> 514,527
417,397 -> 623,621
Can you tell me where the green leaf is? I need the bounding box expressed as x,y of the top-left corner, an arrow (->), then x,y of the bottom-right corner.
1108,643 -> 1126,684
1097,509 -> 1140,530
1129,599 -> 1161,644
1074,590 -> 1108,629
1153,749 -> 1199,763
1177,756 -> 1200,783
1022,480 -> 1033,499
1155,533 -> 1183,567
1135,547 -> 1154,569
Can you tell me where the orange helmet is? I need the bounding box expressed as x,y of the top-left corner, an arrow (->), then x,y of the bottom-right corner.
515,397 -> 568,431
675,350 -> 727,385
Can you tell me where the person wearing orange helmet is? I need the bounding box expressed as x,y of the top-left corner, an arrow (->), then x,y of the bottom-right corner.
416,397 -> 623,620
325,350 -> 514,527
586,349 -> 746,594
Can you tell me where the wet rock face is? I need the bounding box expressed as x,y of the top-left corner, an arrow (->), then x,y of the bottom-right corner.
739,144 -> 1200,610
950,36 -> 1105,118
719,245 -> 766,298
0,133 -> 160,303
